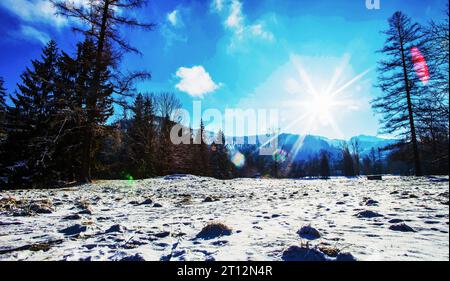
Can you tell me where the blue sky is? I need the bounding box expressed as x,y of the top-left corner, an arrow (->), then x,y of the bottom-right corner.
0,0 -> 447,139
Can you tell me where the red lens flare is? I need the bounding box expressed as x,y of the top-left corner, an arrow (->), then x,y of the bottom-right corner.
410,47 -> 430,85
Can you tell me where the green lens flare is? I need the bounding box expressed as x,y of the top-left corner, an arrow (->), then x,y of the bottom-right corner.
123,173 -> 134,186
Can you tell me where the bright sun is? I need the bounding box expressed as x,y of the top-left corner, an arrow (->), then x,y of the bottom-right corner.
303,93 -> 338,125
309,94 -> 334,116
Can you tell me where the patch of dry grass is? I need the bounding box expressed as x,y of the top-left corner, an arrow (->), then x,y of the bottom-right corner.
196,222 -> 233,240
0,196 -> 20,211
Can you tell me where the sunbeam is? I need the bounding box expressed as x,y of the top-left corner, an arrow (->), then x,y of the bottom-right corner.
257,56 -> 373,171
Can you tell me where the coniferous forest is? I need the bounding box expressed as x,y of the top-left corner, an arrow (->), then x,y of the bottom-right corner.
0,0 -> 449,263
0,1 -> 448,190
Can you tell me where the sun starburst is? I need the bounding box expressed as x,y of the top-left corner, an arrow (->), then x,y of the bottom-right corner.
257,56 -> 372,170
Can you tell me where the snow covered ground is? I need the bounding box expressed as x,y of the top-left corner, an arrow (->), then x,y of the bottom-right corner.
0,175 -> 448,261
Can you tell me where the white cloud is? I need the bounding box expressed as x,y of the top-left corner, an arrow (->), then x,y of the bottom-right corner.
225,0 -> 244,34
175,66 -> 221,98
162,7 -> 187,48
213,0 -> 274,44
167,10 -> 179,27
20,25 -> 50,45
249,23 -> 274,41
212,0 -> 224,12
161,24 -> 187,47
0,0 -> 66,27
0,0 -> 91,28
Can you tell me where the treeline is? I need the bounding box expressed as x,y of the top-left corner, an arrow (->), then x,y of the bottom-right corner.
0,41 -> 235,188
235,140 -> 385,179
0,0 -> 229,189
372,8 -> 449,176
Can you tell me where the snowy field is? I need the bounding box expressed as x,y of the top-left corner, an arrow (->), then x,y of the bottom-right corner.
0,175 -> 448,261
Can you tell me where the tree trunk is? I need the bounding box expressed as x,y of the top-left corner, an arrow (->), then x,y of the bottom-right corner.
399,33 -> 423,176
79,0 -> 110,183
80,126 -> 92,182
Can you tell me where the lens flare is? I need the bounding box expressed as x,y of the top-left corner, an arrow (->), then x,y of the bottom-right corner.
231,152 -> 245,168
411,47 -> 430,85
124,173 -> 134,186
272,149 -> 287,163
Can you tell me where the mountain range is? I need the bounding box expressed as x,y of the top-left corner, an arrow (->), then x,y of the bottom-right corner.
223,133 -> 398,161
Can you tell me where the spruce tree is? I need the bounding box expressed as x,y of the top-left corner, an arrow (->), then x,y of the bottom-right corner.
341,142 -> 355,177
128,94 -> 156,178
5,41 -> 60,187
0,77 -> 7,140
52,0 -> 154,182
319,150 -> 330,179
0,77 -> 7,185
194,120 -> 211,176
210,130 -> 232,179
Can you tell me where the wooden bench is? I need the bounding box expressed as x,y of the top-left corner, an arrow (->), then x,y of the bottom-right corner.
367,175 -> 382,180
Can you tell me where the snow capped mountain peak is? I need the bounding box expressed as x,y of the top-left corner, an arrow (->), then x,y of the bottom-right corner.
224,133 -> 397,160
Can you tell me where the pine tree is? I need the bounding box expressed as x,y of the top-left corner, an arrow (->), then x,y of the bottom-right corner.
319,150 -> 330,179
4,41 -> 60,187
193,120 -> 211,176
52,0 -> 154,182
362,155 -> 372,175
0,77 -> 7,185
372,11 -> 426,176
350,138 -> 361,176
128,94 -> 156,178
0,77 -> 6,109
210,130 -> 232,179
0,77 -> 7,140
51,47 -> 84,181
341,142 -> 355,177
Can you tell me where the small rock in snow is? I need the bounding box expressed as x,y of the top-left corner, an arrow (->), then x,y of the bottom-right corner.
281,246 -> 326,261
104,224 -> 124,233
120,253 -> 146,261
388,218 -> 404,224
140,198 -> 153,205
389,223 -> 416,232
364,199 -> 379,206
62,214 -> 82,220
154,231 -> 171,238
297,225 -> 321,240
355,210 -> 383,219
77,208 -> 92,215
29,203 -> 53,214
203,196 -> 218,203
59,224 -> 87,236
